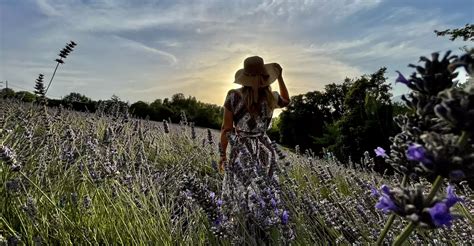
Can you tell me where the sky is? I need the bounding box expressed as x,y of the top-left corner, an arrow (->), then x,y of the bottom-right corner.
1,0 -> 473,106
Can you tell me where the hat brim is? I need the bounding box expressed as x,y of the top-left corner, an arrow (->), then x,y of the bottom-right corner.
234,63 -> 279,87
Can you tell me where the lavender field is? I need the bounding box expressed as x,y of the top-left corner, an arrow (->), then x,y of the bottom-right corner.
0,99 -> 472,245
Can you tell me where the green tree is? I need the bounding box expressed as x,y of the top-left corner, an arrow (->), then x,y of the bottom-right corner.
0,88 -> 15,98
321,79 -> 353,120
15,91 -> 36,102
63,92 -> 91,103
130,101 -> 151,119
279,91 -> 332,152
331,68 -> 394,166
278,79 -> 352,153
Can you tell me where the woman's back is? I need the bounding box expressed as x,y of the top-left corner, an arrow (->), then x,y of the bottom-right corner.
224,88 -> 284,134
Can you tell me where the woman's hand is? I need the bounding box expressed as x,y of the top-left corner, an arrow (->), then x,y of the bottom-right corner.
274,63 -> 283,79
218,157 -> 226,173
274,63 -> 290,106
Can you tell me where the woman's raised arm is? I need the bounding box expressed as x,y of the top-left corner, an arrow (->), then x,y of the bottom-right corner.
275,64 -> 290,107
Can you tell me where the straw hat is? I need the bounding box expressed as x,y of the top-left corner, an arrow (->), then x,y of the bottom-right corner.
234,56 -> 280,87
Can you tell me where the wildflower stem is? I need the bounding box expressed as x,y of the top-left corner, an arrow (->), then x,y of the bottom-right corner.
45,62 -> 60,96
426,175 -> 444,204
393,175 -> 443,245
376,214 -> 396,246
457,131 -> 469,148
19,171 -> 74,225
375,175 -> 408,245
392,222 -> 415,246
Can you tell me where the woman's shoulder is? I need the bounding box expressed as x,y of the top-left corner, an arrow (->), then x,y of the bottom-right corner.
226,88 -> 243,98
224,88 -> 243,112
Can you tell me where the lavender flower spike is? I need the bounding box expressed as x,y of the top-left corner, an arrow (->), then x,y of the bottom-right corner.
374,147 -> 388,158
429,185 -> 462,227
429,203 -> 453,227
375,185 -> 399,213
370,186 -> 379,197
406,143 -> 432,164
281,210 -> 289,225
445,185 -> 463,208
395,71 -> 410,85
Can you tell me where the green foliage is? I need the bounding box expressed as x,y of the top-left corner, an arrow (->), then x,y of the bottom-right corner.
392,102 -> 411,116
14,91 -> 36,102
266,116 -> 281,141
0,88 -> 15,98
332,68 -> 394,164
63,92 -> 92,103
313,121 -> 340,148
129,93 -> 223,129
279,81 -> 352,153
278,68 -> 397,172
130,101 -> 151,118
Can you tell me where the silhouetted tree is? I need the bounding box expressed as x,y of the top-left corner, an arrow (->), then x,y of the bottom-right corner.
130,101 -> 151,119
63,92 -> 91,103
15,91 -> 36,102
0,88 -> 15,98
331,68 -> 394,168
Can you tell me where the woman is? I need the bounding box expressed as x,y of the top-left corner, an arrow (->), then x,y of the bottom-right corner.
219,56 -> 290,175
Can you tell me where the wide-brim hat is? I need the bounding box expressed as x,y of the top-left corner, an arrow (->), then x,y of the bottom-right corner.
234,56 -> 279,87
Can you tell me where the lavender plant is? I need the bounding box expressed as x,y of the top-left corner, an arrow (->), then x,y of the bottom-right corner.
33,74 -> 46,101
374,50 -> 473,245
45,41 -> 77,95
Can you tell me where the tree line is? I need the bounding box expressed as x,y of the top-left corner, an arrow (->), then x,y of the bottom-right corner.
0,89 -> 223,129
275,68 -> 410,172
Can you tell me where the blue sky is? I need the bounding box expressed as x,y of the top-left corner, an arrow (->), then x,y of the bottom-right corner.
1,0 -> 473,105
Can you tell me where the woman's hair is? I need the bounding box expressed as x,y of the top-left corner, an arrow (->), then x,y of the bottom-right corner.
241,78 -> 277,115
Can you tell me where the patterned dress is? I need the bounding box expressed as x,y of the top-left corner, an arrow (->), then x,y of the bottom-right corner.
224,88 -> 285,176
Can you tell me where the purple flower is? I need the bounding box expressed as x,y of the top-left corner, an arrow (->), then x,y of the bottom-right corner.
395,71 -> 410,85
374,147 -> 388,158
209,192 -> 215,200
370,186 -> 379,197
375,185 -> 399,213
429,185 -> 462,227
281,210 -> 289,225
449,170 -> 465,181
406,143 -> 432,164
270,198 -> 277,208
445,185 -> 462,207
429,202 -> 453,227
214,215 -> 223,226
259,199 -> 266,208
381,184 -> 390,195
216,199 -> 223,207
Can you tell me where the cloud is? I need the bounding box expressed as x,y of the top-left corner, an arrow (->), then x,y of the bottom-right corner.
2,0 -> 472,104
113,36 -> 178,65
34,0 -> 61,17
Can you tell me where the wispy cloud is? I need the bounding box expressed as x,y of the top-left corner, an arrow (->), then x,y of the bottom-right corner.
34,0 -> 61,17
113,36 -> 178,65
